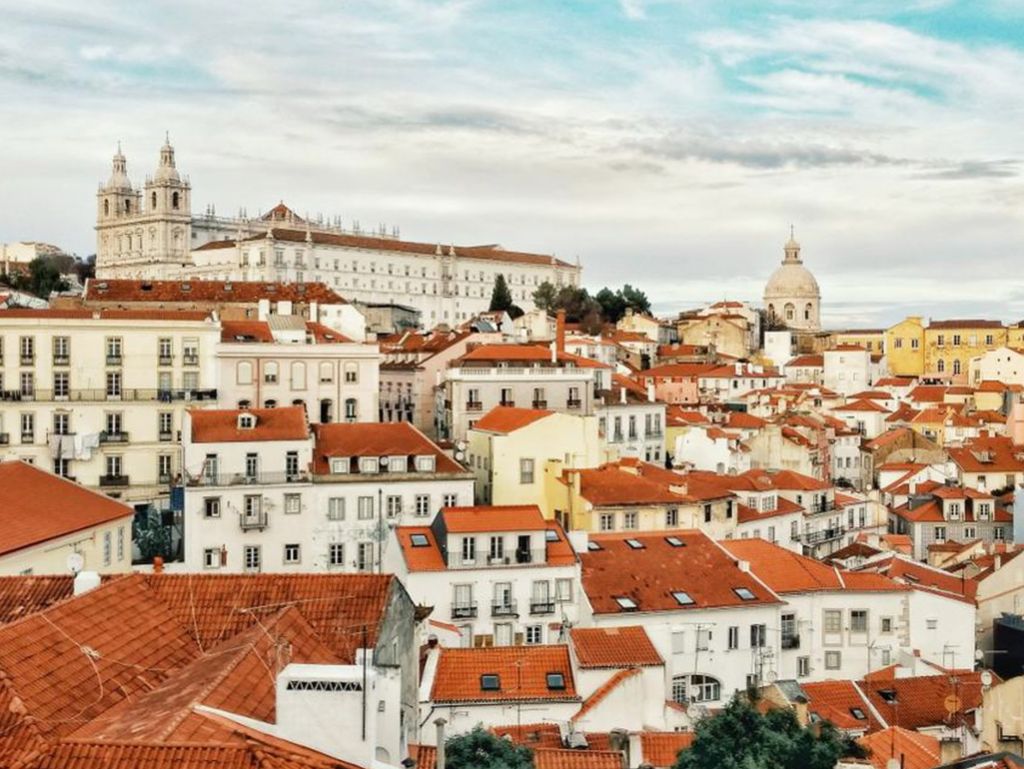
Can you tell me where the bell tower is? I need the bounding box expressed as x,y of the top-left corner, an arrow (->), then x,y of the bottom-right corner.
142,133 -> 192,267
95,143 -> 143,275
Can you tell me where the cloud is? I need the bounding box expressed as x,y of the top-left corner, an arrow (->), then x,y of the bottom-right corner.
914,160 -> 1020,180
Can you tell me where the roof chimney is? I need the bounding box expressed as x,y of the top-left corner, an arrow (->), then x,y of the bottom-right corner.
435,719 -> 447,769
153,555 -> 164,574
73,571 -> 101,596
556,309 -> 566,355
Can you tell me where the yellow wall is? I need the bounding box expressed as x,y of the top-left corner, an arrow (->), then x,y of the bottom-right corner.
0,516 -> 134,576
924,325 -> 1007,382
885,317 -> 925,376
834,330 -> 885,355
678,317 -> 749,359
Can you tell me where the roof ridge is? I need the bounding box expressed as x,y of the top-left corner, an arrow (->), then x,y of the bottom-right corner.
571,667 -> 641,723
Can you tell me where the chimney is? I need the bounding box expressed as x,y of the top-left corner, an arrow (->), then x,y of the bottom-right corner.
620,387 -> 627,405
153,556 -> 164,574
909,480 -> 917,495
556,309 -> 566,354
435,718 -> 447,769
73,571 -> 101,596
647,382 -> 655,402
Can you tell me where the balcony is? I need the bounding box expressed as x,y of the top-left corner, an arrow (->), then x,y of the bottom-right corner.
239,510 -> 269,531
499,400 -> 516,408
158,473 -> 172,484
532,400 -> 548,409
99,431 -> 130,444
515,548 -> 533,564
20,355 -> 34,366
183,354 -> 199,366
159,430 -> 173,442
0,388 -> 218,403
567,398 -> 582,409
52,355 -> 70,366
158,355 -> 173,366
21,433 -> 34,444
797,526 -> 846,545
530,599 -> 556,616
491,600 -> 518,617
188,471 -> 310,488
781,634 -> 801,650
451,602 -> 478,619
465,401 -> 483,412
99,474 -> 130,487
106,355 -> 122,366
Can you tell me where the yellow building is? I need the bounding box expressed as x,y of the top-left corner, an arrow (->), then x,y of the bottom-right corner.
0,460 -> 135,575
885,316 -> 926,377
923,320 -> 1006,383
833,329 -> 885,355
467,406 -> 602,518
677,314 -> 751,359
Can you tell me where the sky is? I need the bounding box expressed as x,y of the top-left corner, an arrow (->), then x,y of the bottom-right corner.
1,0 -> 1023,328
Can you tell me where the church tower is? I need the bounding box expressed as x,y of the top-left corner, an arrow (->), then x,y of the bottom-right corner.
95,144 -> 143,273
143,133 -> 192,266
763,229 -> 822,332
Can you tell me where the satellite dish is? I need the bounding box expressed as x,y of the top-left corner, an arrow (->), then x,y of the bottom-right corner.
379,456 -> 389,468
764,670 -> 778,684
66,552 -> 84,574
455,440 -> 467,451
454,450 -> 466,461
981,670 -> 994,687
975,649 -> 985,662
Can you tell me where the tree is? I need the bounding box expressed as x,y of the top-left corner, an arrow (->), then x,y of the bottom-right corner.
673,696 -> 851,769
446,726 -> 533,769
73,254 -> 96,283
531,281 -> 558,312
593,284 -> 651,323
23,256 -> 69,298
621,283 -> 651,315
489,273 -> 515,314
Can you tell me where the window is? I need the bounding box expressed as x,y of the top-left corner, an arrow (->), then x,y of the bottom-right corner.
103,531 -> 111,566
734,587 -> 757,601
824,609 -> 842,634
158,454 -> 172,481
480,674 -> 501,691
328,543 -> 344,567
599,513 -> 615,531
666,508 -> 678,527
750,624 -> 766,647
105,336 -> 122,363
926,618 -> 938,630
357,542 -> 373,571
825,651 -> 842,670
546,672 -> 566,690
319,362 -> 334,384
386,495 -> 402,517
415,494 -> 430,516
117,526 -> 125,561
519,458 -> 535,484
703,503 -> 712,523
105,371 -> 122,398
328,497 -> 345,520
881,617 -> 893,633
284,493 -> 301,514
443,493 -> 458,508
358,496 -> 374,520
672,674 -> 721,704
19,336 -> 34,363
245,453 -> 258,479
53,372 -> 69,398
53,412 -> 70,436
264,362 -> 279,383
344,398 -> 358,421
344,364 -> 358,383
159,411 -> 173,439
556,578 -> 573,602
243,545 -> 261,572
105,455 -> 122,478
236,361 -> 253,385
284,543 -> 301,564
158,337 -> 172,362
672,591 -> 695,606
203,548 -> 221,569
850,610 -> 868,633
797,656 -> 810,677
525,625 -> 542,644
934,525 -> 946,542
665,535 -> 684,547
614,596 -> 637,611
727,626 -> 739,650
20,412 -> 34,443
623,512 -> 638,529
203,497 -> 221,518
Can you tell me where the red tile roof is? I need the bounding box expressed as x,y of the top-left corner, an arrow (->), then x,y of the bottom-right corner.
430,646 -> 578,703
441,505 -> 548,533
721,540 -> 905,594
929,319 -> 1004,329
580,530 -> 780,614
639,732 -> 695,767
189,407 -> 309,443
800,680 -> 883,731
785,354 -> 824,367
835,399 -> 890,413
726,411 -> 767,429
220,320 -> 275,342
861,556 -> 977,603
311,422 -> 465,475
457,344 -> 607,368
0,461 -> 134,556
303,322 -> 353,344
0,308 -> 212,321
858,727 -> 940,769
85,279 -> 347,305
860,672 -> 990,730
908,385 -> 949,403
566,465 -> 688,506
533,749 -> 623,769
948,435 -> 1024,474
570,626 -> 663,668
0,576 -> 77,624
394,526 -> 446,571
472,405 -> 554,434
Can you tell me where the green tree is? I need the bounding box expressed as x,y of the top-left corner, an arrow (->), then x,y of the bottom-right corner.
446,726 -> 534,769
489,273 -> 515,313
594,287 -> 626,322
673,696 -> 849,769
531,281 -> 558,312
621,283 -> 651,315
25,256 -> 69,298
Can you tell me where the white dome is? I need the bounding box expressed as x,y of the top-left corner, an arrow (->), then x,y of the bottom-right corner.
764,261 -> 820,299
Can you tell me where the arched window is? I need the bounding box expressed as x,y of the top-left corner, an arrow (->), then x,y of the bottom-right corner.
320,398 -> 333,423
784,303 -> 795,321
103,199 -> 109,216
151,191 -> 157,210
125,199 -> 131,214
671,674 -> 721,704
937,359 -> 945,373
236,361 -> 253,385
290,361 -> 307,389
319,361 -> 334,384
264,361 -> 279,383
264,399 -> 277,408
237,399 -> 251,409
805,303 -> 813,321
172,191 -> 180,210
953,359 -> 961,375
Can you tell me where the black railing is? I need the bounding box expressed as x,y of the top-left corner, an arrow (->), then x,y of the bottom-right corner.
20,355 -> 34,365
99,431 -> 130,443
106,355 -> 122,366
491,600 -> 518,617
239,510 -> 268,531
515,549 -> 532,564
530,600 -> 556,615
567,398 -> 582,409
183,354 -> 199,366
466,401 -> 483,411
158,430 -> 173,442
452,602 -> 478,619
52,355 -> 70,365
532,400 -> 548,409
798,526 -> 846,545
189,471 -> 310,487
0,388 -> 217,403
781,634 -> 801,650
158,355 -> 173,366
99,474 -> 129,487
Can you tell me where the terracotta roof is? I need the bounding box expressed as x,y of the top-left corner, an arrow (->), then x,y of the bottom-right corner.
640,363 -> 719,379
566,465 -> 687,506
785,354 -> 824,367
735,496 -> 804,523
85,279 -> 347,305
861,672 -> 990,730
721,540 -> 905,594
580,530 -> 780,614
862,556 -> 977,603
929,319 -> 1004,329
311,422 -> 464,475
533,749 -> 623,769
0,461 -> 134,556
189,407 -> 309,444
442,505 -> 548,533
0,576 -> 77,624
303,322 -> 353,344
947,435 -> 1024,473
711,467 -> 830,493
836,399 -> 890,413
864,427 -> 914,451
0,308 -> 213,323
220,320 -> 275,342
725,411 -> 767,429
570,626 -> 663,668
639,732 -> 695,767
908,386 -> 949,403
233,227 -> 574,269
800,680 -> 883,731
858,727 -> 940,769
876,377 -> 916,387
665,407 -> 709,426
430,645 -> 578,703
472,405 -> 555,434
457,344 -> 607,368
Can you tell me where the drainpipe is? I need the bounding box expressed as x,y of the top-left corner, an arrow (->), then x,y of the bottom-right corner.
434,718 -> 447,769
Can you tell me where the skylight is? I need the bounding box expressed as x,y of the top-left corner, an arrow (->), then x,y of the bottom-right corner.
545,529 -> 559,542
587,541 -> 602,551
850,708 -> 866,720
733,587 -> 757,601
878,689 -> 897,704
625,539 -> 645,549
480,674 -> 501,691
546,672 -> 566,691
409,534 -> 430,547
672,591 -> 695,606
614,596 -> 638,611
665,536 -> 685,547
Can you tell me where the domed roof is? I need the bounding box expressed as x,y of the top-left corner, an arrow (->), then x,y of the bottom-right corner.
763,234 -> 820,300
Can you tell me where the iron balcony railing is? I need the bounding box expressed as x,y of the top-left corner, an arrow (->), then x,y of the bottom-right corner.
0,388 -> 217,403
98,474 -> 130,487
451,602 -> 478,619
491,600 -> 518,617
189,471 -> 310,488
530,599 -> 556,616
239,510 -> 269,531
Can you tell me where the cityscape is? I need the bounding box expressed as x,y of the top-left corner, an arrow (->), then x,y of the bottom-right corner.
1,4 -> 1023,769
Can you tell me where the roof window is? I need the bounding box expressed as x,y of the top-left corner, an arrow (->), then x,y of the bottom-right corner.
546,672 -> 566,691
878,689 -> 897,704
625,539 -> 644,549
410,533 -> 430,547
733,587 -> 757,601
237,413 -> 256,430
480,674 -> 501,691
587,541 -> 602,551
850,708 -> 866,720
672,591 -> 695,606
614,596 -> 638,611
665,536 -> 685,547
545,529 -> 559,542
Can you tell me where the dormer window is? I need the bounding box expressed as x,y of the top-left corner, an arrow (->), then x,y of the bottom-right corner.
237,413 -> 256,430
329,457 -> 349,474
388,455 -> 408,473
359,457 -> 381,474
625,539 -> 644,550
415,455 -> 436,472
545,529 -> 559,542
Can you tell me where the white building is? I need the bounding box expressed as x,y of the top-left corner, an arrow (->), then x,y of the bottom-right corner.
969,346 -> 1024,387
595,376 -> 667,464
386,504 -> 579,647
182,407 -> 474,572
0,308 -> 219,504
824,346 -> 872,396
674,425 -> 751,475
217,316 -> 379,423
94,141 -> 582,326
